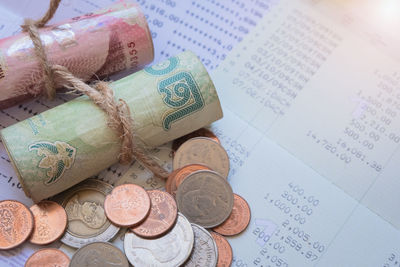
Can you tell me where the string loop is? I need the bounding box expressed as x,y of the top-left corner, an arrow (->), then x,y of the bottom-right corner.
20,0 -> 169,179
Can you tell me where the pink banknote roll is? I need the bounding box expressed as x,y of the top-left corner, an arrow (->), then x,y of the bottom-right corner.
0,1 -> 154,109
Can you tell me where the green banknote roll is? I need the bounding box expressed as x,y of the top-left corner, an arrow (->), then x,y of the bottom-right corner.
1,51 -> 223,202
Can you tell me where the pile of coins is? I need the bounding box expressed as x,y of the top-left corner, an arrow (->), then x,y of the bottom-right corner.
0,128 -> 251,267
0,199 -> 70,266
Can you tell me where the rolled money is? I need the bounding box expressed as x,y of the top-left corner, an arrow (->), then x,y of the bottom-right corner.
0,1 -> 154,109
1,51 -> 223,202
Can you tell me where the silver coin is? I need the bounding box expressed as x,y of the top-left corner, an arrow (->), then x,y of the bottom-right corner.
124,212 -> 194,267
176,170 -> 234,228
70,241 -> 129,267
173,137 -> 230,178
52,179 -> 120,248
183,224 -> 218,267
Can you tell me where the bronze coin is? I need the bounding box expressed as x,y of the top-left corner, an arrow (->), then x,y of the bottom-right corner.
213,194 -> 251,236
131,190 -> 177,238
104,184 -> 151,227
0,200 -> 33,250
172,128 -> 220,151
175,164 -> 211,187
210,232 -> 233,267
29,200 -> 67,245
25,248 -> 70,267
165,168 -> 181,198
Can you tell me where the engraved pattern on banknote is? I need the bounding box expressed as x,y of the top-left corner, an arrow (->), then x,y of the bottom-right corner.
28,141 -> 77,185
144,56 -> 178,75
158,72 -> 204,130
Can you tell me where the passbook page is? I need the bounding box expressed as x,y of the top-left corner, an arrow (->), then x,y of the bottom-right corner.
212,0 -> 400,265
214,0 -> 400,229
211,107 -> 400,266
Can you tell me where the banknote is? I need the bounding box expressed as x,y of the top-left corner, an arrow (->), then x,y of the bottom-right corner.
1,51 -> 223,202
0,1 -> 154,109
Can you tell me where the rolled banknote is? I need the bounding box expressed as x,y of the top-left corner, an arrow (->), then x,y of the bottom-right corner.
1,51 -> 223,202
0,1 -> 154,109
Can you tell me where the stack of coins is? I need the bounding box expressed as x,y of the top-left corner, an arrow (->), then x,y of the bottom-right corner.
0,128 -> 251,267
0,199 -> 70,266
170,128 -> 252,266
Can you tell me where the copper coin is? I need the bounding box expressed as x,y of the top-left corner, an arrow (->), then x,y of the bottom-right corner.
175,164 -> 211,187
213,194 -> 251,236
104,184 -> 151,227
25,248 -> 70,267
0,200 -> 33,250
29,200 -> 67,245
131,190 -> 177,238
165,168 -> 181,198
210,232 -> 233,267
173,128 -> 220,151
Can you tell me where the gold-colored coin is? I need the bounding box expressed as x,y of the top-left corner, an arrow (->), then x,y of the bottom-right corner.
52,179 -> 120,248
173,137 -> 230,178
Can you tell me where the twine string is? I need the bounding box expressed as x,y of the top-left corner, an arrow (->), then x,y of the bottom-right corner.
20,0 -> 169,179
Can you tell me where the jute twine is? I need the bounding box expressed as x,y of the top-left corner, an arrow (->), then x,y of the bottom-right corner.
21,0 -> 169,179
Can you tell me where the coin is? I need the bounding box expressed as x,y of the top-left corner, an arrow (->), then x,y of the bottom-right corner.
124,213 -> 194,266
104,184 -> 151,227
69,242 -> 129,267
172,128 -> 220,151
183,223 -> 218,267
173,137 -> 230,178
210,231 -> 233,267
175,164 -> 211,187
25,248 -> 70,267
213,194 -> 251,236
131,190 -> 177,238
176,170 -> 234,228
165,168 -> 182,198
0,200 -> 33,250
52,179 -> 120,248
29,200 -> 67,245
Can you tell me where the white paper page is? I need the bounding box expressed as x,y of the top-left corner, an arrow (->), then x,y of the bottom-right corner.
0,0 -> 273,265
213,0 -> 400,229
210,107 -> 400,267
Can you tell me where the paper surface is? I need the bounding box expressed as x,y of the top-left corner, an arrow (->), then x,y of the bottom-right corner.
1,0 -> 400,266
0,0 -> 269,265
212,0 -> 400,265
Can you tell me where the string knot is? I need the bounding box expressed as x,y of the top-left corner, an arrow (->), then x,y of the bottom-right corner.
20,0 -> 169,179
